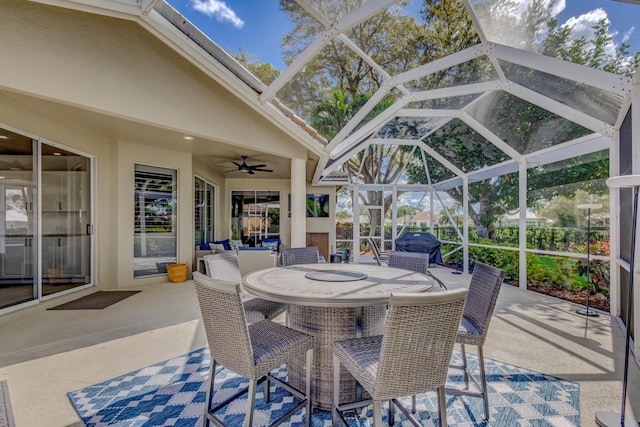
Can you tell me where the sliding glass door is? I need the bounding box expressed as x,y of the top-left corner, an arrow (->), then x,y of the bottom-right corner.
0,127 -> 93,311
0,130 -> 36,308
41,143 -> 92,296
231,190 -> 280,247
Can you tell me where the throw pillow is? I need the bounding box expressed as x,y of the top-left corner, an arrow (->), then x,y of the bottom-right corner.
212,240 -> 231,250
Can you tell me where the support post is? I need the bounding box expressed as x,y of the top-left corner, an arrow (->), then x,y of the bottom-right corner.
290,158 -> 306,247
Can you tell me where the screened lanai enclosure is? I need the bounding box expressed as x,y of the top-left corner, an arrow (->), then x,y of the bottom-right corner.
152,0 -> 638,344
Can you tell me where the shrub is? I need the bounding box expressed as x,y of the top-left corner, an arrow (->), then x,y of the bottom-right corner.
527,255 -> 573,287
571,240 -> 610,296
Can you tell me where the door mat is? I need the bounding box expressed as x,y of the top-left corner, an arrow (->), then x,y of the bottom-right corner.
0,380 -> 15,427
48,291 -> 140,310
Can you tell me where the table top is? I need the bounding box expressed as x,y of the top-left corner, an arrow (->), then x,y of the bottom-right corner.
243,263 -> 433,307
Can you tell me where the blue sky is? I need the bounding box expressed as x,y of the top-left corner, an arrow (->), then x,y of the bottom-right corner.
166,0 -> 640,70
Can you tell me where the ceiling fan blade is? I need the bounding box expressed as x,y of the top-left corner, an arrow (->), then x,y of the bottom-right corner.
248,170 -> 255,175
231,161 -> 243,168
252,168 -> 273,173
248,164 -> 267,169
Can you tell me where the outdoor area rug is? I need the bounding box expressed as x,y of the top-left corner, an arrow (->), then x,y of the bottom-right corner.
48,291 -> 140,310
68,347 -> 580,426
0,380 -> 15,427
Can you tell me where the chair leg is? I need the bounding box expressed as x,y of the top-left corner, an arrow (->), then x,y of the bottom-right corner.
332,354 -> 340,427
203,360 -> 217,427
460,344 -> 469,390
243,379 -> 257,427
411,394 -> 416,413
388,399 -> 396,425
373,400 -> 383,426
263,378 -> 270,403
437,386 -> 448,427
478,345 -> 490,420
305,349 -> 313,427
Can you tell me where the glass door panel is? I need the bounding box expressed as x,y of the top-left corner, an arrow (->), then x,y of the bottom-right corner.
194,177 -> 215,246
41,144 -> 91,295
231,190 -> 280,247
0,130 -> 36,309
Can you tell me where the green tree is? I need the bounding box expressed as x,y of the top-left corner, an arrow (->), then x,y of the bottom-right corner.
544,19 -> 640,76
310,90 -> 416,235
282,0 -> 633,242
404,1 -> 634,240
536,189 -> 609,228
336,210 -> 352,221
233,49 -> 281,85
279,0 -> 424,117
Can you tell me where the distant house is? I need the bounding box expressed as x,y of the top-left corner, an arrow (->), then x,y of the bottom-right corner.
397,211 -> 441,228
500,211 -> 549,227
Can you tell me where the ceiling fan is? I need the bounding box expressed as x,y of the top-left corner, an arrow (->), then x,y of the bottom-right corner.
227,156 -> 273,174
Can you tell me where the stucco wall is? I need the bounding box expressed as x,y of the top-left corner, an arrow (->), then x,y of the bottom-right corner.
0,0 -> 306,159
306,186 -> 337,252
0,1 -> 321,294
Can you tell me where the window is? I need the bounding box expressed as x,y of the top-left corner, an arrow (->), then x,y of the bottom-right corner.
194,176 -> 215,246
231,190 -> 280,247
134,165 -> 177,277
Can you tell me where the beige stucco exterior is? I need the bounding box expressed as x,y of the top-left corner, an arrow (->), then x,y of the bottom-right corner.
0,0 -> 332,297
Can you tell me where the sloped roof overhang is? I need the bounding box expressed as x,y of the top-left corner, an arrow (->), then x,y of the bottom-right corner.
27,0 -> 327,159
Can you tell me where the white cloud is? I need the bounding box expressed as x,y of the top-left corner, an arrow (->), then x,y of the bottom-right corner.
561,8 -> 616,55
191,0 -> 244,28
622,26 -> 635,44
548,0 -> 566,18
510,0 -> 566,19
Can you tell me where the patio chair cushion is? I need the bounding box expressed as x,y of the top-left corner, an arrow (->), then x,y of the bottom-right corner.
458,317 -> 482,343
212,239 -> 231,250
249,320 -> 314,369
333,335 -> 382,394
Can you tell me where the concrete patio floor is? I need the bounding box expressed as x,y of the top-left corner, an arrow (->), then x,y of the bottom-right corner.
0,266 -> 638,426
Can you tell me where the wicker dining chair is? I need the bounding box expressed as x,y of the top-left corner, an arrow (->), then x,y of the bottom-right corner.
388,251 -> 448,290
193,272 -> 314,427
281,246 -> 320,266
445,262 -> 505,421
332,288 -> 469,427
367,237 -> 389,266
203,252 -> 287,323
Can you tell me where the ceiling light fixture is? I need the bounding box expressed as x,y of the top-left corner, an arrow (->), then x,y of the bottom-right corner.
183,136 -> 194,140
0,135 -> 8,140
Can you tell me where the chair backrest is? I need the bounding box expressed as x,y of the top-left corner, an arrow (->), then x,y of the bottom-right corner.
281,246 -> 319,266
374,288 -> 468,400
464,262 -> 506,344
367,237 -> 384,265
203,251 -> 242,283
193,272 -> 254,378
388,251 -> 429,274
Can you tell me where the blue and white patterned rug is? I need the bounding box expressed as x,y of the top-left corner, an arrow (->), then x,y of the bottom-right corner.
68,348 -> 580,426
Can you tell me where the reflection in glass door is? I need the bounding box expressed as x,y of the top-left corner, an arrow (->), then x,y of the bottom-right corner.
41,144 -> 91,296
0,130 -> 36,309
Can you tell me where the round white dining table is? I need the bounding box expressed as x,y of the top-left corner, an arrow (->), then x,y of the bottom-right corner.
243,263 -> 434,410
